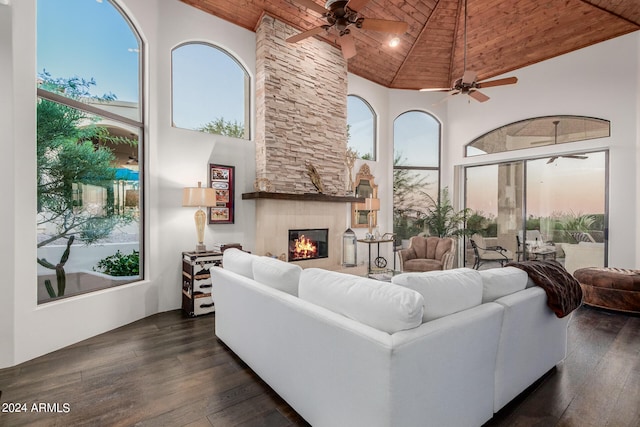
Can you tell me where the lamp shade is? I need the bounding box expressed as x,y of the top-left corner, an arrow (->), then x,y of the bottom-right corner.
364,196 -> 380,211
182,182 -> 216,207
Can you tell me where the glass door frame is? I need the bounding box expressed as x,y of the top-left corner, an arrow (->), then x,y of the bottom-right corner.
462,149 -> 609,269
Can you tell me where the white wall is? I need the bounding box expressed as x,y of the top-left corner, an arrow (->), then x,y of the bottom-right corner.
347,74 -> 391,265
445,33 -> 639,269
371,33 -> 639,270
2,0 -> 638,367
1,0 -> 257,368
0,1 -> 16,368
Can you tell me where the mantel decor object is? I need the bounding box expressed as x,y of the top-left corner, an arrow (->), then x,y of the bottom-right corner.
345,147 -> 357,195
365,195 -> 380,238
305,161 -> 324,193
342,228 -> 357,267
182,182 -> 217,252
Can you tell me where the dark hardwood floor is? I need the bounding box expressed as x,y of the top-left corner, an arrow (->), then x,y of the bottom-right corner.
0,306 -> 638,427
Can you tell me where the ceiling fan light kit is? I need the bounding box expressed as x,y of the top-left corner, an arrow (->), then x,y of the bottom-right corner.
287,0 -> 409,59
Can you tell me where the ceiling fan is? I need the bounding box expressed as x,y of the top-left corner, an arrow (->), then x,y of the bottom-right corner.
544,120 -> 588,163
286,0 -> 409,59
421,0 -> 517,102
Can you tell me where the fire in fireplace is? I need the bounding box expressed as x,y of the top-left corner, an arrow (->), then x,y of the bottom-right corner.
288,228 -> 329,261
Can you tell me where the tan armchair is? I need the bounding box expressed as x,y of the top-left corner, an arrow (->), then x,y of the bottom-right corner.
398,236 -> 456,272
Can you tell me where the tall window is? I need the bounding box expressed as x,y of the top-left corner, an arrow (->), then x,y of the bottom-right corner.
36,0 -> 144,304
172,43 -> 250,139
393,111 -> 440,241
347,95 -> 376,160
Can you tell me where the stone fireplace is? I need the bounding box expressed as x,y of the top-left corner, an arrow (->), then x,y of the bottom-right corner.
250,196 -> 353,268
248,15 -> 355,269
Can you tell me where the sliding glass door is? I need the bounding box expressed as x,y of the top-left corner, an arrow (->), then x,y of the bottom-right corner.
464,151 -> 607,273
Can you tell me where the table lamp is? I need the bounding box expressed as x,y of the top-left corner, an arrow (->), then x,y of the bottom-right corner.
182,182 -> 217,252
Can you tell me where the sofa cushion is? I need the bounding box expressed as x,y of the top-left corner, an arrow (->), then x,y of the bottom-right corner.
392,268 -> 483,322
298,268 -> 424,334
434,238 -> 453,261
479,267 -> 528,303
222,248 -> 256,279
403,259 -> 444,272
252,256 -> 302,296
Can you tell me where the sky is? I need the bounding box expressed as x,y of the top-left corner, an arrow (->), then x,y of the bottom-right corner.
393,111 -> 440,167
37,0 -> 140,103
466,152 -> 606,218
347,95 -> 375,158
171,43 -> 246,130
37,0 -> 246,130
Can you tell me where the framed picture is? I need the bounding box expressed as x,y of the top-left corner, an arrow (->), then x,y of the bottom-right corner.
209,164 -> 235,224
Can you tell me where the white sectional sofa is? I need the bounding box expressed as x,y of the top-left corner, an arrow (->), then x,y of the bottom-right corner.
211,249 -> 572,427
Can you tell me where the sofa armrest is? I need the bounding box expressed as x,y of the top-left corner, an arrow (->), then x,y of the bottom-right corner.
441,251 -> 455,270
389,303 -> 503,427
492,287 -> 571,411
398,247 -> 416,271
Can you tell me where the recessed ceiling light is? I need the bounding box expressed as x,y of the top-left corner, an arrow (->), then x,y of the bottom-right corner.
388,37 -> 400,48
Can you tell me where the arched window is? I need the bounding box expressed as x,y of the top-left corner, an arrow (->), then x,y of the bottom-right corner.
172,43 -> 250,139
347,95 -> 376,160
466,115 -> 610,156
393,111 -> 440,240
36,0 -> 144,303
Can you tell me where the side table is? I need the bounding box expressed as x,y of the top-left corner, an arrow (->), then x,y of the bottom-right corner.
182,250 -> 222,317
357,238 -> 396,278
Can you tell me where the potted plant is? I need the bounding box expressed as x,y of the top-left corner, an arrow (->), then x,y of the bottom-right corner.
418,188 -> 476,238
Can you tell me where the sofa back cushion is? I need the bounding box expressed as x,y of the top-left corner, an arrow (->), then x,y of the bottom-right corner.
434,238 -> 454,261
252,256 -> 302,296
392,268 -> 483,322
299,268 -> 424,334
222,248 -> 256,279
479,267 -> 528,302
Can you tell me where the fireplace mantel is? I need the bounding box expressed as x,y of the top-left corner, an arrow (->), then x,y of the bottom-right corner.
242,191 -> 363,203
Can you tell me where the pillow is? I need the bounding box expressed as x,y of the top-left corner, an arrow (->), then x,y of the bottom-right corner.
299,268 -> 424,334
392,268 -> 482,322
222,248 -> 256,279
478,267 -> 528,302
252,256 -> 302,296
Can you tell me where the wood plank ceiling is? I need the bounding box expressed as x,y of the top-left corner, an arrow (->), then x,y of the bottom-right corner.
180,0 -> 640,90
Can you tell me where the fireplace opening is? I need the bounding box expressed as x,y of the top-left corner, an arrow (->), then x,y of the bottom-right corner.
288,228 -> 329,262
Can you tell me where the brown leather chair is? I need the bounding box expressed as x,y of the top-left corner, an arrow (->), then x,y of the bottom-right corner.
398,236 -> 456,272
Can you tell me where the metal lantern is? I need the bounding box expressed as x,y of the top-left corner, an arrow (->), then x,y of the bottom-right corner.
342,228 -> 357,267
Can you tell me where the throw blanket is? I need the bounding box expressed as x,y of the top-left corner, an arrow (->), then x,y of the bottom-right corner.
506,260 -> 583,318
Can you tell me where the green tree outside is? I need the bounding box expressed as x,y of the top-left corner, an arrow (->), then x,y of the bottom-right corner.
198,117 -> 245,138
37,72 -> 137,298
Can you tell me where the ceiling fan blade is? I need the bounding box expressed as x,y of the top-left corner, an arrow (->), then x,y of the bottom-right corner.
461,70 -> 477,85
419,87 -> 452,92
291,0 -> 328,15
468,90 -> 489,102
531,138 -> 553,145
432,90 -> 460,106
360,18 -> 408,34
476,76 -> 518,89
341,33 -> 357,59
287,26 -> 326,43
346,0 -> 371,12
563,155 -> 588,160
